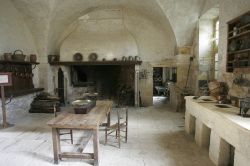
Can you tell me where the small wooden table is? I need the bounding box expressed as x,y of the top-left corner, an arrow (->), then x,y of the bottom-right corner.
47,100 -> 112,166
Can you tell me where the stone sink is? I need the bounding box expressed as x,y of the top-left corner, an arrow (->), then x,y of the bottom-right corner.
202,99 -> 214,102
214,104 -> 231,108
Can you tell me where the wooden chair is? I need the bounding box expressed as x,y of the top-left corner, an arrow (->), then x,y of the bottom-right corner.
53,104 -> 73,144
105,107 -> 128,148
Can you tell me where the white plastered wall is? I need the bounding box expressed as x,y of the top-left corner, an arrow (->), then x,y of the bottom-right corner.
0,0 -> 39,121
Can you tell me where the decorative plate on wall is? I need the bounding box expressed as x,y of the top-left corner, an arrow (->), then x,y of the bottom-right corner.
73,52 -> 83,61
88,53 -> 98,61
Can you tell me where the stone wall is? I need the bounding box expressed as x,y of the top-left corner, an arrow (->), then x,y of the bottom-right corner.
194,6 -> 219,96
0,0 -> 39,121
60,9 -> 138,61
198,18 -> 215,81
0,0 -> 37,57
0,0 -> 39,87
0,94 -> 36,124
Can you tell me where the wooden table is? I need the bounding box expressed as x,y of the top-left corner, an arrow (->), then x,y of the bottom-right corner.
47,100 -> 113,166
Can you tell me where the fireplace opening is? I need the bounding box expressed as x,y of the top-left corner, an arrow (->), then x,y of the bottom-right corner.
70,65 -> 135,106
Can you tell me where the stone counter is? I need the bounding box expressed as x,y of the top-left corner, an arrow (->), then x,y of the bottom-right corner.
185,96 -> 250,166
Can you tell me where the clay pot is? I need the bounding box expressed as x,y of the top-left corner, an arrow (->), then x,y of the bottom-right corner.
3,53 -> 12,61
30,54 -> 37,62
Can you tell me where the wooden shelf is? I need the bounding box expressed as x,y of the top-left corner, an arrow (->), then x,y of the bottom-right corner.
0,61 -> 41,96
234,67 -> 250,73
228,48 -> 250,55
227,11 -> 250,73
0,60 -> 39,65
228,30 -> 250,40
49,61 -> 142,66
228,23 -> 250,34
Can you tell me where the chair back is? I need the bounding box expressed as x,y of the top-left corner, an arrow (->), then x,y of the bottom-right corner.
116,107 -> 128,126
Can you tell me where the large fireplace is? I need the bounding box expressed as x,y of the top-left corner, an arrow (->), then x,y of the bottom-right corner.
70,65 -> 135,106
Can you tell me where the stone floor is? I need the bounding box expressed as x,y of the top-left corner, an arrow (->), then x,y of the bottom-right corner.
0,101 -> 214,166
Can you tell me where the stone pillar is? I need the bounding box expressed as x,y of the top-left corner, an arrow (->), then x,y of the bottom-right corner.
234,150 -> 250,166
195,119 -> 203,146
194,119 -> 211,148
209,131 -> 233,166
209,131 -> 221,165
185,112 -> 196,135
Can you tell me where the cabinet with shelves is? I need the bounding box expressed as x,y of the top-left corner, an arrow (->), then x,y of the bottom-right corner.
227,11 -> 250,72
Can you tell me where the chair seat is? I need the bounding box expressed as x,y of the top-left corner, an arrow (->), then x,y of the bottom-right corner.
107,122 -> 127,130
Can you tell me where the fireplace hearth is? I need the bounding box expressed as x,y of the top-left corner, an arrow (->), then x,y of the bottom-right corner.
70,65 -> 135,105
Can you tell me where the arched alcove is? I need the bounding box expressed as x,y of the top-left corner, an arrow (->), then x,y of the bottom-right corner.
60,8 -> 138,61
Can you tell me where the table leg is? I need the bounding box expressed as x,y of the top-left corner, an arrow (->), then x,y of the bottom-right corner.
52,128 -> 61,164
93,128 -> 99,166
105,111 -> 111,144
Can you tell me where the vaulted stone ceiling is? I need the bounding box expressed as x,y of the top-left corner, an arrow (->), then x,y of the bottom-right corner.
11,0 -> 209,56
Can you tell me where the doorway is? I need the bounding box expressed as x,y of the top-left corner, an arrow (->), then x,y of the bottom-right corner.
153,67 -> 177,106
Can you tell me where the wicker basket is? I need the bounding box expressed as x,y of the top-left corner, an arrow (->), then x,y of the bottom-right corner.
12,50 -> 26,61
